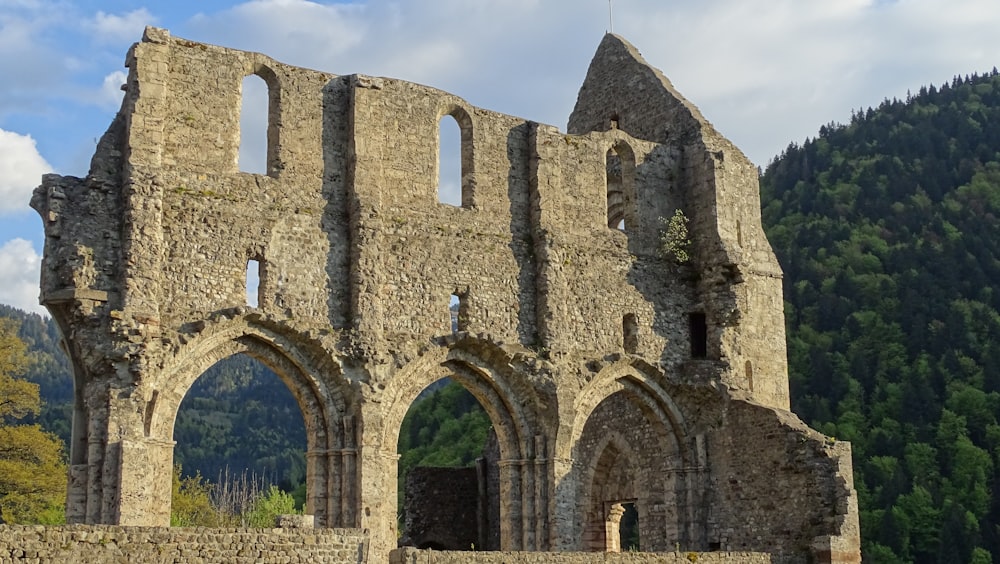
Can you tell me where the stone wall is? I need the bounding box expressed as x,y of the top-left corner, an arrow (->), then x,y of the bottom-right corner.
401,466 -> 481,550
390,547 -> 776,564
0,525 -> 367,563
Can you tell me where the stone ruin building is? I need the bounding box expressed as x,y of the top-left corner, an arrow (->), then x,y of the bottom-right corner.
29,26 -> 861,563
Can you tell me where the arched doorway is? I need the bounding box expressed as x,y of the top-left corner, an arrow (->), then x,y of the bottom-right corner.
566,363 -> 693,553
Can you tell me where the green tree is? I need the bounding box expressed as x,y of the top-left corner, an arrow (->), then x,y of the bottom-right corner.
0,318 -> 66,524
170,465 -> 218,527
246,485 -> 298,527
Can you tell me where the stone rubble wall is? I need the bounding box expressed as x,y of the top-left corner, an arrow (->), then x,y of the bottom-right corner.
0,525 -> 367,564
389,547 -> 776,564
401,466 -> 481,550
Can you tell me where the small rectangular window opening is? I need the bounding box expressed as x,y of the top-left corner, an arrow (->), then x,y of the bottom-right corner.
689,312 -> 707,358
449,294 -> 460,332
449,293 -> 473,333
246,259 -> 261,308
623,313 -> 638,354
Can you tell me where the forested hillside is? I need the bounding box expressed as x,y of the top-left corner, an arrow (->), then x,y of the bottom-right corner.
761,69 -> 1000,563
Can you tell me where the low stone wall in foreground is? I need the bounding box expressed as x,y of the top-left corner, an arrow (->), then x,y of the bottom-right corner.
0,525 -> 367,563
390,547 -> 775,564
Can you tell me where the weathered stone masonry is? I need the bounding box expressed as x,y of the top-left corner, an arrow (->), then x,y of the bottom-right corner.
29,27 -> 860,563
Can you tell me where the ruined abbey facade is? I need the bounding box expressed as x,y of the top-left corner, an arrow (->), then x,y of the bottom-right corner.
29,27 -> 860,563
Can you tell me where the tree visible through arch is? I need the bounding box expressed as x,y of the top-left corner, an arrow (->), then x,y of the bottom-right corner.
396,378 -> 492,550
172,354 -> 306,526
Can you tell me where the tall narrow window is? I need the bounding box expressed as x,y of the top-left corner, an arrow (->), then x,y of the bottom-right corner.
689,312 -> 707,359
438,115 -> 462,206
622,313 -> 638,354
246,259 -> 261,307
745,360 -> 754,392
239,74 -> 268,174
606,142 -> 636,230
437,106 -> 474,208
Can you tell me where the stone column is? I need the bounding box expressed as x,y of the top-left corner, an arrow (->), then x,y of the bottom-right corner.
65,464 -> 89,523
521,456 -> 535,550
341,416 -> 357,527
305,448 -> 329,526
117,437 -> 173,526
549,456 -> 576,551
497,459 -> 523,550
605,502 -> 626,552
533,435 -> 549,550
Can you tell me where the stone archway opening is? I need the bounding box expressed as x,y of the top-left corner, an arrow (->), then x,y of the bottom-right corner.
396,377 -> 493,551
573,379 -> 688,553
381,344 -> 546,554
171,353 -> 306,526
142,327 -> 352,530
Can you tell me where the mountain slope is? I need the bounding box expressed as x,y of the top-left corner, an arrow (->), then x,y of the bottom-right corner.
761,69 -> 1000,564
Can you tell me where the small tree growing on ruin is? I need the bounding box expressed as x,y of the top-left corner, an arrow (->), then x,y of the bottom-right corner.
659,209 -> 692,264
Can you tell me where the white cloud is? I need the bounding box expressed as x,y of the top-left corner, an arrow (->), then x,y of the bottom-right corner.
0,129 -> 52,214
86,9 -> 156,44
186,0 -> 367,68
0,238 -> 44,316
98,70 -> 127,109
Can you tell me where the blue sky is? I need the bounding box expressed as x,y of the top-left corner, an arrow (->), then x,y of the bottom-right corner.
3,0 -> 1000,314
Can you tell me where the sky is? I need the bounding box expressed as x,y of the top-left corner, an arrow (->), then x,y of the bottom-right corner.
3,0 -> 1000,315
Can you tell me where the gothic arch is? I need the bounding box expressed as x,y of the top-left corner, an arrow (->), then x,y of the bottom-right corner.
554,359 -> 694,551
145,317 -> 354,526
378,336 -> 550,550
578,432 -> 640,552
564,359 -> 689,460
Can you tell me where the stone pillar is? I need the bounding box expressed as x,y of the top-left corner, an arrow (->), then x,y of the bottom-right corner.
497,459 -> 522,550
521,456 -> 535,550
549,456 -> 576,551
85,414 -> 107,523
117,437 -> 173,526
65,464 -> 89,524
304,448 -> 328,526
605,502 -> 626,553
341,416 -> 357,527
533,435 -> 549,550
325,448 -> 341,527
